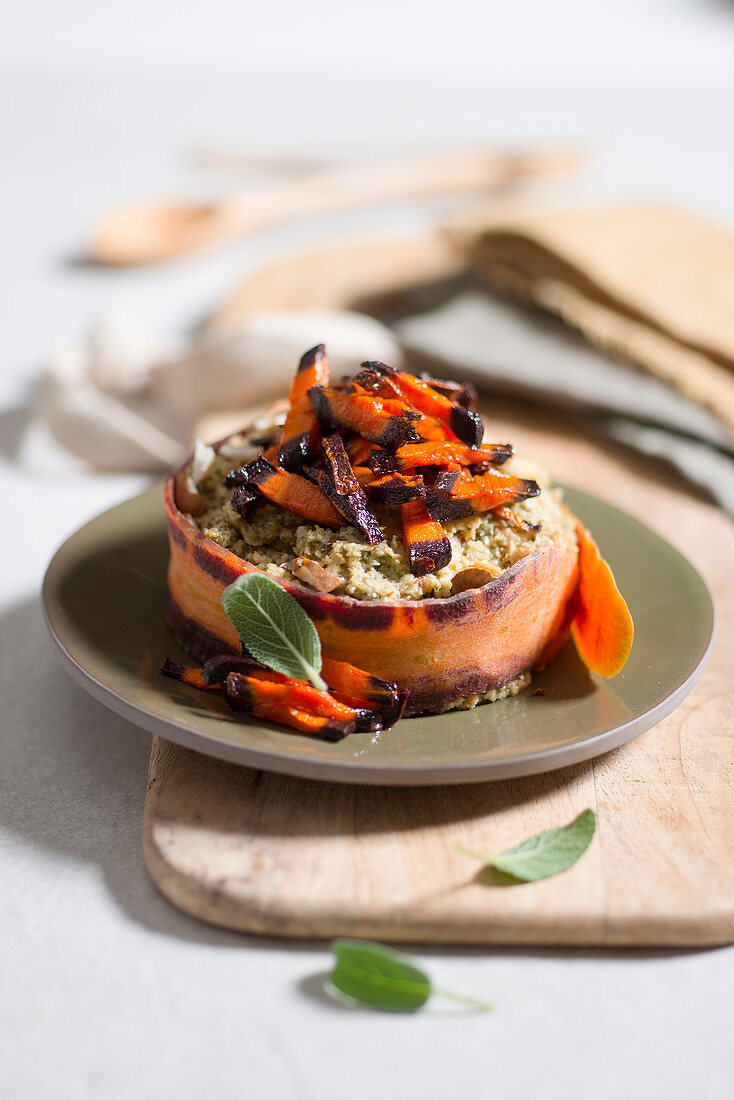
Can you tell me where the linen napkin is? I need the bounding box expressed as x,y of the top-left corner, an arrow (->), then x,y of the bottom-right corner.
395,288 -> 734,514
463,202 -> 734,437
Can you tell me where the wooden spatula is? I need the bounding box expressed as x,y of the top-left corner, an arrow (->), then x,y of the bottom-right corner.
88,148 -> 580,266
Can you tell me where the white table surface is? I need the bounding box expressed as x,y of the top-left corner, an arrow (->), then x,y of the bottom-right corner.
2,5 -> 734,1096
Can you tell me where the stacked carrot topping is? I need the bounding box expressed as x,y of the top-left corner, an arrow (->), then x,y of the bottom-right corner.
223,346 -> 541,576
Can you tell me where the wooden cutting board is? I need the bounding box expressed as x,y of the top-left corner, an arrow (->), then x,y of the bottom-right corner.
143,401 -> 734,945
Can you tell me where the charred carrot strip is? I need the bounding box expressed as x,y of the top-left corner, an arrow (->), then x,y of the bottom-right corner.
369,440 -> 513,475
307,464 -> 383,544
161,658 -> 222,691
571,522 -> 634,678
276,345 -> 330,469
276,404 -> 320,470
351,465 -> 374,487
225,671 -> 375,724
229,455 -> 345,527
491,505 -> 540,535
253,705 -> 353,740
367,472 -> 426,505
419,373 -> 478,409
224,672 -> 355,741
321,657 -> 407,728
425,470 -> 540,520
290,344 -> 330,404
227,484 -> 260,520
317,433 -> 384,545
364,361 -> 484,447
206,656 -> 383,731
415,415 -> 457,443
309,386 -> 421,450
321,433 -> 366,496
430,469 -> 462,494
347,435 -> 381,466
400,499 -> 452,576
201,654 -> 263,684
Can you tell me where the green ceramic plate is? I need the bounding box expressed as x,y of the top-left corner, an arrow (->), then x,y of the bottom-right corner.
42,484 -> 713,786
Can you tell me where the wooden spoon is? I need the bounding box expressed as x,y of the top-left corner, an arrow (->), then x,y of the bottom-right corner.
89,148 -> 580,266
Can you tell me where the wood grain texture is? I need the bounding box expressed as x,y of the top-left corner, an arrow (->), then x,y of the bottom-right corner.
143,400 -> 734,945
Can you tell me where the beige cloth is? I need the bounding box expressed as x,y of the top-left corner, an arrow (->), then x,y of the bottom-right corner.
464,203 -> 734,436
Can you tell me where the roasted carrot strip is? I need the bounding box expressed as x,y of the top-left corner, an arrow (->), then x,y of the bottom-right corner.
400,499 -> 452,576
224,672 -> 355,740
309,386 -> 421,450
161,658 -> 221,691
229,484 -> 260,519
276,404 -> 320,470
201,654 -> 263,684
369,440 -> 513,474
276,345 -> 330,469
571,522 -> 634,678
321,657 -> 406,728
491,505 -> 540,535
290,344 -> 330,404
415,415 -> 457,443
321,433 -> 365,496
231,455 -> 345,527
425,469 -> 540,520
317,433 -> 384,544
367,472 -> 426,505
364,361 -> 483,447
419,373 -> 478,409
351,465 -> 374,487
347,436 -> 380,466
225,672 -> 370,722
253,704 -> 353,741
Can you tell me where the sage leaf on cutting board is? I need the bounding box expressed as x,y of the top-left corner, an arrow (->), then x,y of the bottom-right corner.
328,939 -> 492,1013
459,809 -> 596,882
221,573 -> 327,692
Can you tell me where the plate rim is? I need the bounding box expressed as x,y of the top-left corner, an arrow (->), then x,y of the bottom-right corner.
41,484 -> 716,786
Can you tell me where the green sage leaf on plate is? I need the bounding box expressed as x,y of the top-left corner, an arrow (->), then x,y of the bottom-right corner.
328,939 -> 492,1013
460,809 -> 596,883
221,574 -> 327,691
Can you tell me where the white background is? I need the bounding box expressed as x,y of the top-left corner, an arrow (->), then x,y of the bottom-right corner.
2,2 -> 734,1097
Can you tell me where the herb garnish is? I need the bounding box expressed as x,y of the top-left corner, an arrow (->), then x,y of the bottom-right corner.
459,809 -> 596,882
221,574 -> 327,691
328,939 -> 492,1013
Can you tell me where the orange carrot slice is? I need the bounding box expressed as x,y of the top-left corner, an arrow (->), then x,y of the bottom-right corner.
161,659 -> 220,691
364,361 -> 484,447
308,387 -> 421,449
321,657 -> 406,727
276,345 -> 330,469
571,522 -> 634,678
369,439 -> 513,474
401,499 -> 452,575
232,455 -> 345,527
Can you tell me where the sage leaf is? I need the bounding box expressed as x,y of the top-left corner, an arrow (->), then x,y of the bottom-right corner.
328,939 -> 492,1013
329,940 -> 431,1012
221,574 -> 327,691
460,809 -> 596,883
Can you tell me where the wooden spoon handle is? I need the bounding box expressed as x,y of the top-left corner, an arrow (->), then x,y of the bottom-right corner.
89,148 -> 581,266
222,148 -> 580,228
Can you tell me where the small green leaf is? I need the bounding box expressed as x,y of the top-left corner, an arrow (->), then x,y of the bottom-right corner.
221,574 -> 327,691
328,940 -> 432,1013
460,809 -> 596,883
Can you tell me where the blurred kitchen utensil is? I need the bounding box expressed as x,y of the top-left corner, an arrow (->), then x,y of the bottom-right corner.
88,148 -> 581,266
208,231 -> 461,328
185,147 -> 337,175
